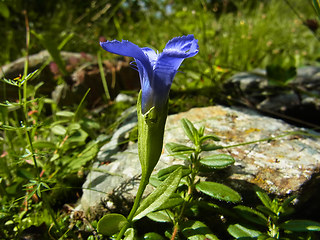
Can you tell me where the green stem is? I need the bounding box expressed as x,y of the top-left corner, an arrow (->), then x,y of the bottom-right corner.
116,172 -> 150,240
26,130 -> 40,180
171,152 -> 199,240
97,51 -> 111,101
23,10 -> 30,120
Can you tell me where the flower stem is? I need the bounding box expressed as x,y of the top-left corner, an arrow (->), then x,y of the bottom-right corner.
116,172 -> 150,240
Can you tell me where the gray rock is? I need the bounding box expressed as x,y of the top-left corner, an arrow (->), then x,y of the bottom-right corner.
225,66 -> 320,127
97,107 -> 137,162
81,105 -> 320,213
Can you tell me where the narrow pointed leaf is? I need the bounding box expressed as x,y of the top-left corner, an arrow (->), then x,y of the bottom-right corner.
280,220 -> 320,232
181,118 -> 198,144
313,0 -> 320,20
165,142 -> 195,154
156,196 -> 184,211
234,205 -> 268,226
157,165 -> 190,181
133,167 -> 182,221
200,134 -> 220,143
256,188 -> 272,209
196,181 -> 241,203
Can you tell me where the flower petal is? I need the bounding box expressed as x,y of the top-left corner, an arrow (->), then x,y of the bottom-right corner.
153,35 -> 199,90
100,40 -> 153,76
141,47 -> 158,68
163,35 -> 199,58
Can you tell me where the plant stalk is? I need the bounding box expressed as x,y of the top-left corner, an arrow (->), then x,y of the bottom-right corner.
116,172 -> 150,240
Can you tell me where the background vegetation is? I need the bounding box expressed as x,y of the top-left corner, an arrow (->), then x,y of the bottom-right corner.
0,0 -> 319,239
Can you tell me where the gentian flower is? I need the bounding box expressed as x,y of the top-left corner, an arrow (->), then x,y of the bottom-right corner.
100,35 -> 199,114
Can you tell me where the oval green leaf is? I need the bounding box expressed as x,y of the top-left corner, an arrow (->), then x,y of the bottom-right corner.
97,213 -> 128,236
147,210 -> 174,223
181,220 -> 219,240
56,110 -> 75,118
227,224 -> 261,238
196,181 -> 241,203
144,232 -> 165,240
200,144 -> 223,151
51,124 -> 67,135
200,154 -> 235,169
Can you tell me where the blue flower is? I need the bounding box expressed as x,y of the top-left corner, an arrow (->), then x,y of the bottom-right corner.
100,35 -> 199,113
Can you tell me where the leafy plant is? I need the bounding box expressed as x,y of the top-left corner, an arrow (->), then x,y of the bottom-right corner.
0,68 -> 101,238
97,118 -> 241,239
228,188 -> 320,239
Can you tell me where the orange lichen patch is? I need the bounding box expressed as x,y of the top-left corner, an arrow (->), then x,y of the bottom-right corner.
245,128 -> 261,134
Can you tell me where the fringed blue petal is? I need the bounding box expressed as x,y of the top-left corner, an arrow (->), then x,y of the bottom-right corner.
100,40 -> 153,79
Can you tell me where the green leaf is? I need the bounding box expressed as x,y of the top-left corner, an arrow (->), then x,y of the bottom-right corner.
181,220 -> 219,240
67,123 -> 81,134
279,195 -> 296,212
181,118 -> 198,144
97,213 -> 128,236
149,175 -> 162,188
63,129 -> 88,148
200,154 -> 235,169
124,228 -> 135,240
256,205 -> 277,219
147,210 -> 174,223
234,205 -> 268,226
165,142 -> 195,154
313,0 -> 320,20
198,126 -> 205,137
266,65 -> 296,86
0,2 -> 10,18
227,224 -> 261,238
133,167 -> 182,221
32,141 -> 57,150
144,232 -> 165,240
200,134 -> 220,143
56,110 -> 75,118
280,220 -> 320,232
255,189 -> 272,210
157,165 -> 191,181
67,142 -> 98,169
200,144 -> 223,151
156,195 -> 184,211
51,124 -> 67,136
196,181 -> 241,203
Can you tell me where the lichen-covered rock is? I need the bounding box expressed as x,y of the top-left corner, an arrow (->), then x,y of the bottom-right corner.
81,105 -> 320,215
